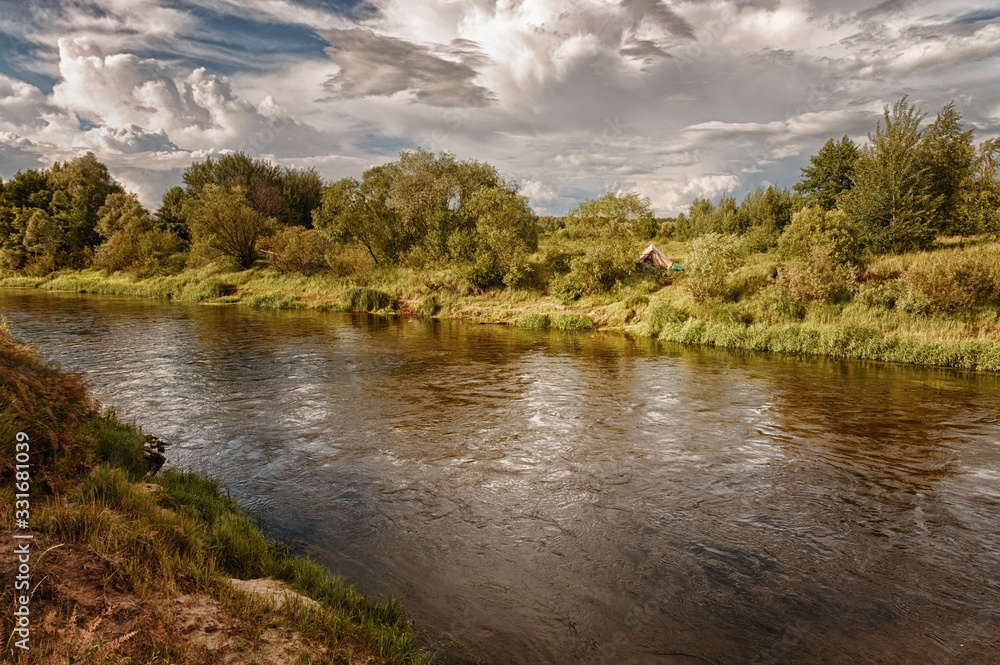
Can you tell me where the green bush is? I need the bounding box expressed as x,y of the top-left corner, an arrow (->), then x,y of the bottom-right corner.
258,226 -> 331,275
900,250 -> 1000,314
420,294 -> 441,317
551,313 -> 594,331
178,277 -> 231,301
347,287 -> 395,312
514,312 -> 551,329
640,300 -> 689,337
685,232 -> 744,302
777,206 -> 858,265
550,245 -> 634,299
776,245 -> 858,307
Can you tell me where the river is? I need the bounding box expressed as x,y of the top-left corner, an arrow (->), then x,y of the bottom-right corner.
3,288 -> 999,664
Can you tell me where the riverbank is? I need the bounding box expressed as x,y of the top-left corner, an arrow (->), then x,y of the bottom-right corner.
0,321 -> 434,664
3,234 -> 1000,372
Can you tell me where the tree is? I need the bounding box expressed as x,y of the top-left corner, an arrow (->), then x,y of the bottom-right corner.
47,152 -> 125,264
839,97 -> 939,253
795,136 -> 859,210
963,138 -> 1000,234
189,185 -> 274,269
920,102 -> 975,235
458,187 -> 538,288
93,192 -> 186,276
182,153 -> 316,226
156,186 -> 191,240
685,232 -> 744,302
281,167 -> 324,228
565,192 -> 657,238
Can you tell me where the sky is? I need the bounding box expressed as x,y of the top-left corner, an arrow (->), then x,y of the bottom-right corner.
0,0 -> 998,215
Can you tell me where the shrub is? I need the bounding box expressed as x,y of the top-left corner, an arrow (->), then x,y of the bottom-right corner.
551,313 -> 594,331
93,229 -> 187,277
347,287 -> 395,312
685,232 -> 744,302
775,245 -> 858,308
777,206 -> 859,264
420,294 -> 441,317
550,245 -> 634,299
514,312 -> 551,329
640,299 -> 689,337
900,251 -> 1000,314
258,226 -> 331,275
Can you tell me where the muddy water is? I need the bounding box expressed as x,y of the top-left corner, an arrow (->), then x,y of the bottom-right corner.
3,288 -> 1000,664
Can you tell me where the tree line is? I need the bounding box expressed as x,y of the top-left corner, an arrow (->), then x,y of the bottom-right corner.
0,95 -> 998,303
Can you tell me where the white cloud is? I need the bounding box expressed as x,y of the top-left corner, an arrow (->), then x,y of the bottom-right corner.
1,0 -> 1000,216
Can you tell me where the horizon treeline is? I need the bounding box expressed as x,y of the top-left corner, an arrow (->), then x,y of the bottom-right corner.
0,95 -> 998,297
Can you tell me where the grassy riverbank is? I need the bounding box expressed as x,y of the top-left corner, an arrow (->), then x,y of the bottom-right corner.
4,233 -> 1000,372
0,321 -> 434,664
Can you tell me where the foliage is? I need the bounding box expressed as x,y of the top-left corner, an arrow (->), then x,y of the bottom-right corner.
457,187 -> 538,288
775,244 -> 858,309
314,150 -> 537,280
188,185 -> 275,269
514,312 -> 551,329
258,225 -> 331,275
794,136 -> 859,210
839,97 -> 939,253
347,287 -> 395,312
93,192 -> 186,277
777,205 -> 858,264
550,243 -> 634,299
565,191 -> 657,238
685,232 -> 744,302
920,102 -> 976,235
900,249 -> 1000,314
551,313 -> 594,331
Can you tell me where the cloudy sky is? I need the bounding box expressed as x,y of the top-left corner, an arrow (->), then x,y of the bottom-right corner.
1,0 -> 999,215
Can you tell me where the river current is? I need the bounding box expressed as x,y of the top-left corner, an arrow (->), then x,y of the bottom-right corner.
3,289 -> 999,664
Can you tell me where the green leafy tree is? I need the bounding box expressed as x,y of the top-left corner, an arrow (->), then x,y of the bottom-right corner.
685,232 -> 744,302
961,138 -> 1000,235
156,186 -> 191,240
47,153 -> 125,264
839,97 -> 939,253
189,185 -> 274,269
458,187 -> 538,288
794,136 -> 859,210
777,206 -> 859,265
675,197 -> 717,238
313,171 -> 405,265
280,167 -> 324,228
183,153 -> 283,216
920,102 -> 975,235
93,192 -> 186,276
565,192 -> 657,239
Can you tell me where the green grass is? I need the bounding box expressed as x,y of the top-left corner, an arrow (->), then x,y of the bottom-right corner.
4,233 -> 1000,373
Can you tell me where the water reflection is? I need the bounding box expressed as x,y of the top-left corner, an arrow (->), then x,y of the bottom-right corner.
2,288 -> 1000,664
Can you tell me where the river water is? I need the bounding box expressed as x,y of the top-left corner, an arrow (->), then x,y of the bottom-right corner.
3,288 -> 1000,664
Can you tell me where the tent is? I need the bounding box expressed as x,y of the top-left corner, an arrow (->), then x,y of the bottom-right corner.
637,244 -> 681,270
